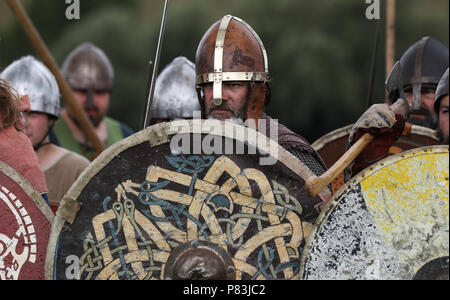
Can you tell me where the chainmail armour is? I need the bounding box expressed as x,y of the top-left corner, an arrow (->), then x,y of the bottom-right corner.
260,113 -> 327,177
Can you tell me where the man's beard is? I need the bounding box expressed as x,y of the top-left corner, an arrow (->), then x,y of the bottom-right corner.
205,103 -> 245,124
86,111 -> 103,128
407,109 -> 437,129
69,108 -> 103,128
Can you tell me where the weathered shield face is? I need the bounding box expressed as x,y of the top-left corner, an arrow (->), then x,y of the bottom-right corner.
0,161 -> 53,280
300,146 -> 449,280
47,120 -> 328,280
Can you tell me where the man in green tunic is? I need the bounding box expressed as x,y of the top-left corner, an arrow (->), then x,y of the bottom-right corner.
49,42 -> 133,161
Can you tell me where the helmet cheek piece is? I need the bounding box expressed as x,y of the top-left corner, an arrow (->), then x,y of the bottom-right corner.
246,82 -> 269,122
196,85 -> 207,119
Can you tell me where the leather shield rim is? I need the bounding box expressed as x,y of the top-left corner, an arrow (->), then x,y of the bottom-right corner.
0,161 -> 55,280
0,161 -> 54,222
311,124 -> 439,152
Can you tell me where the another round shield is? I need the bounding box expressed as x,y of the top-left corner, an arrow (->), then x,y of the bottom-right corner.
312,124 -> 440,193
0,161 -> 54,280
46,120 -> 328,280
300,146 -> 449,280
313,124 -> 439,169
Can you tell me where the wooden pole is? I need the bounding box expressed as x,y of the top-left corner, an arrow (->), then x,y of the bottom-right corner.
6,0 -> 104,156
386,0 -> 396,81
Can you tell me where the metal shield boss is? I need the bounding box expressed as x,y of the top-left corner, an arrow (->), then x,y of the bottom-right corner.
0,162 -> 53,280
47,120 -> 325,280
300,146 -> 449,280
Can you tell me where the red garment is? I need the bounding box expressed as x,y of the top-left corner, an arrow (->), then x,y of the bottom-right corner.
0,127 -> 48,194
350,112 -> 406,176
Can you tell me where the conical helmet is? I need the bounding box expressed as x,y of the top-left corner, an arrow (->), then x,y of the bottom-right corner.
151,56 -> 200,120
1,56 -> 60,118
195,15 -> 270,121
386,37 -> 449,110
61,42 -> 114,92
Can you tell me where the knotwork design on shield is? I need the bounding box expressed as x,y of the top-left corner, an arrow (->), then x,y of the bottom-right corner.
80,155 -> 306,280
47,121 -> 325,280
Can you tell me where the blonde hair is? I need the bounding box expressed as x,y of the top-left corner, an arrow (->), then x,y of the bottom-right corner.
0,78 -> 23,131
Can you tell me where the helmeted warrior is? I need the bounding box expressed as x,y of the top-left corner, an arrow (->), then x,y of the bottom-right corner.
50,42 -> 133,160
195,15 -> 327,176
2,56 -> 60,151
434,68 -> 449,145
344,37 -> 448,181
0,77 -> 48,203
2,56 -> 90,212
151,56 -> 201,124
386,37 -> 449,129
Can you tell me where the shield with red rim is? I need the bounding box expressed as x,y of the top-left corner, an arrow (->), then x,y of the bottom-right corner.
0,161 -> 53,280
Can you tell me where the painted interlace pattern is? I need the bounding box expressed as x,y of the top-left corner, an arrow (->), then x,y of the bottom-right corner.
78,155 -> 307,280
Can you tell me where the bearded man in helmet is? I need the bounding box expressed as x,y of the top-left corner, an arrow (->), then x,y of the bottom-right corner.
1,56 -> 90,213
386,37 -> 449,129
345,37 -> 448,180
194,15 -> 327,176
49,42 -> 134,160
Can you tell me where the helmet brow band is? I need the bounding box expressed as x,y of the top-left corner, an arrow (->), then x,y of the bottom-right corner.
196,72 -> 270,85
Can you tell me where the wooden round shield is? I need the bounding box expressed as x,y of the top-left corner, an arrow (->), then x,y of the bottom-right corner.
312,124 -> 440,193
0,161 -> 54,280
300,146 -> 449,280
46,120 -> 328,280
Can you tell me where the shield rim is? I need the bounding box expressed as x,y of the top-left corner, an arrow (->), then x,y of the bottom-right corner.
299,145 -> 449,279
1,160 -> 54,280
45,119 -> 331,280
312,124 -> 439,152
0,161 -> 54,222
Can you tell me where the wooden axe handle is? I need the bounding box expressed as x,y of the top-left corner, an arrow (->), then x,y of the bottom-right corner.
305,133 -> 374,196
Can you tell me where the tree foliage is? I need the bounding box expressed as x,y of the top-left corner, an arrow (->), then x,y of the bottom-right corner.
0,0 -> 448,142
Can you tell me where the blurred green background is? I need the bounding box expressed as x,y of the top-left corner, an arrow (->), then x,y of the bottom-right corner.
0,0 -> 448,142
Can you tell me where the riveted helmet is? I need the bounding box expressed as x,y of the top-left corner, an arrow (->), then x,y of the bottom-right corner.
61,42 -> 114,92
386,37 -> 449,110
195,15 -> 270,121
434,68 -> 449,114
1,56 -> 60,118
151,56 -> 200,121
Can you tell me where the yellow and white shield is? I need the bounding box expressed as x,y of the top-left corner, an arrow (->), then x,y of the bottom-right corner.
300,146 -> 449,280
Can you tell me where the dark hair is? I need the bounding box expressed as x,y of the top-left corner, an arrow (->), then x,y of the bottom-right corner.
0,78 -> 23,131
